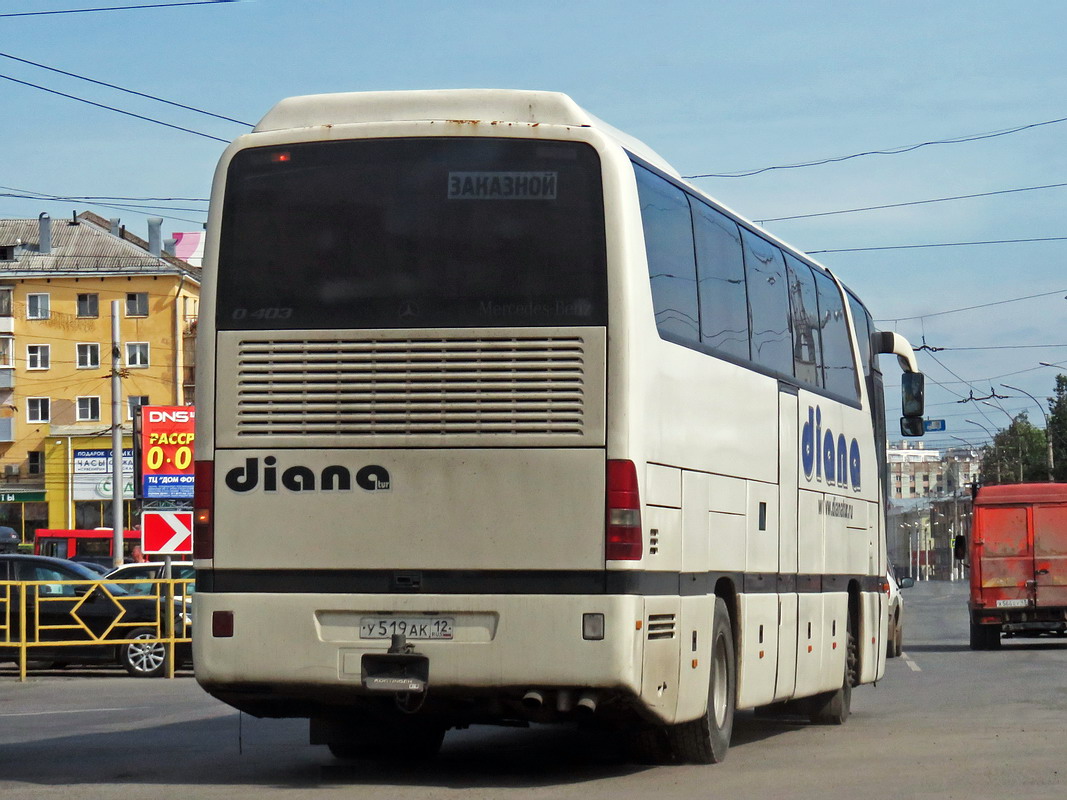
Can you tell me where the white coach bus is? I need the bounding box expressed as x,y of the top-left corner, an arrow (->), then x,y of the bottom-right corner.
192,89 -> 925,763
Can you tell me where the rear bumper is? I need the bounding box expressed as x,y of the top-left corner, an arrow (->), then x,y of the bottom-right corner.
970,604 -> 1067,626
193,590 -> 646,720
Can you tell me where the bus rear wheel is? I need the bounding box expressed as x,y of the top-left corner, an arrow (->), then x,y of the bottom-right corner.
809,615 -> 855,725
326,721 -> 445,761
668,597 -> 736,764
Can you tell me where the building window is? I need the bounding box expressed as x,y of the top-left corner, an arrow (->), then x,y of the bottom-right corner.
27,293 -> 50,319
126,342 -> 149,368
76,343 -> 100,369
27,398 -> 50,423
27,344 -> 50,370
126,292 -> 148,317
77,293 -> 99,318
0,337 -> 11,368
28,451 -> 44,475
0,288 -> 11,316
128,395 -> 150,421
77,396 -> 101,422
0,246 -> 13,261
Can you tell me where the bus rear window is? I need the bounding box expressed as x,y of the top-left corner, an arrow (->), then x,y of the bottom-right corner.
216,138 -> 607,329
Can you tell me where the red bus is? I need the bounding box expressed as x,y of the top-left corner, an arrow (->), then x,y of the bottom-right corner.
34,529 -> 141,568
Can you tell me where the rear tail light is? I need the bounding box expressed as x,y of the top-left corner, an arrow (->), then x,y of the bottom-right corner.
606,459 -> 642,561
193,460 -> 214,559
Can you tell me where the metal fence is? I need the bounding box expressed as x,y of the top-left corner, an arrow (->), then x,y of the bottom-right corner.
0,577 -> 192,681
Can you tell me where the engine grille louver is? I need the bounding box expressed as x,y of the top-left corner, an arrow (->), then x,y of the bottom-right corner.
646,613 -> 677,640
233,335 -> 593,438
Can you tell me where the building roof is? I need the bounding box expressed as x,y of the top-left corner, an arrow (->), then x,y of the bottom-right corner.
0,211 -> 200,282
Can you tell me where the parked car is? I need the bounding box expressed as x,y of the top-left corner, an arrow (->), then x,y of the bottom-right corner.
105,561 -> 195,596
0,526 -> 19,554
886,564 -> 914,658
71,558 -> 111,575
0,554 -> 190,677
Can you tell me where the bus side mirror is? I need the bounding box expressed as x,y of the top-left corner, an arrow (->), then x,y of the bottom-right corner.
953,535 -> 967,561
899,371 -> 925,437
899,577 -> 915,589
902,372 -> 924,417
900,416 -> 924,437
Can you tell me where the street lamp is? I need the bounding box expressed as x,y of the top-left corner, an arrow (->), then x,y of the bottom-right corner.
1002,383 -> 1054,481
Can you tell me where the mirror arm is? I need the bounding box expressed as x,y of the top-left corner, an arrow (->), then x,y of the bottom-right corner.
873,331 -> 919,373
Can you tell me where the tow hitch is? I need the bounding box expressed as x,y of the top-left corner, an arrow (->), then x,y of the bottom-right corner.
361,634 -> 429,693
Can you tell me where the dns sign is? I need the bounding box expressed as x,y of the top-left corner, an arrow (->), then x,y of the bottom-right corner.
139,406 -> 196,500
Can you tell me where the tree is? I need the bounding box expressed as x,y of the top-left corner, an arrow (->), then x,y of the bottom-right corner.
977,412 -> 1049,485
1047,374 -> 1067,482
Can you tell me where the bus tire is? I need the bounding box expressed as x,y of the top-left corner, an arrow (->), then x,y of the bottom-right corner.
668,596 -> 736,764
328,722 -> 445,761
120,627 -> 169,678
809,617 -> 855,725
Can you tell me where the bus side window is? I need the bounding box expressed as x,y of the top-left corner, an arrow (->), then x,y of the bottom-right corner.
740,229 -> 792,376
692,200 -> 750,361
634,165 -> 700,347
812,269 -> 859,400
785,255 -> 823,388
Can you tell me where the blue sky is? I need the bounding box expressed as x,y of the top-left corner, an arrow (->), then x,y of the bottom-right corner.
2,0 -> 1066,448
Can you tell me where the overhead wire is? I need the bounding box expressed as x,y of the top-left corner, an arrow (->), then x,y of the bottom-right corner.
876,288 -> 1067,323
0,51 -> 253,127
0,73 -> 230,143
683,113 -> 1067,178
0,1 -> 236,18
809,236 -> 1067,254
756,181 -> 1067,223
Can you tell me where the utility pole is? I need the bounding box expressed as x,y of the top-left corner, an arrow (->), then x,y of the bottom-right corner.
1002,383 -> 1054,481
111,300 -> 124,569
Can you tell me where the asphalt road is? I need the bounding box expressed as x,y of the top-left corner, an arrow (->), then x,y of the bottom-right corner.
2,580 -> 1065,799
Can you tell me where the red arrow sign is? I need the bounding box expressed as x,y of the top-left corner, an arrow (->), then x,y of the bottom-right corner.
142,511 -> 193,555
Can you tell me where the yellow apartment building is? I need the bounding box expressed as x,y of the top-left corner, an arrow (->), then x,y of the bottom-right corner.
0,211 -> 199,544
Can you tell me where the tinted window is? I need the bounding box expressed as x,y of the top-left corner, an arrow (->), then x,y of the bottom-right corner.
740,230 -> 792,374
218,138 -> 607,329
813,269 -> 859,398
693,201 -> 749,360
785,255 -> 823,387
847,293 -> 875,379
635,166 -> 700,345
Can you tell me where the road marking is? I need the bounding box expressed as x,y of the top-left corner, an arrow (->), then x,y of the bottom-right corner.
901,652 -> 922,672
0,706 -> 150,718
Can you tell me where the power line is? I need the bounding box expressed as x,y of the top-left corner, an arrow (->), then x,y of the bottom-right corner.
809,236 -> 1067,254
0,188 -> 207,202
0,51 -> 253,127
757,181 -> 1067,223
875,288 -> 1067,323
2,192 -> 206,214
916,344 -> 1067,352
0,1 -> 236,18
683,114 -> 1067,178
0,72 -> 230,143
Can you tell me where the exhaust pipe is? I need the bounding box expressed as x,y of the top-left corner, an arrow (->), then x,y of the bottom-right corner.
576,691 -> 598,715
522,690 -> 545,710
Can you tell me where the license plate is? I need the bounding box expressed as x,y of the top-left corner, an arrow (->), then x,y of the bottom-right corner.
360,617 -> 454,640
996,598 -> 1029,608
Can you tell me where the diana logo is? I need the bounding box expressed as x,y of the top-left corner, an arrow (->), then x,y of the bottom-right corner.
801,406 -> 861,491
224,457 -> 390,493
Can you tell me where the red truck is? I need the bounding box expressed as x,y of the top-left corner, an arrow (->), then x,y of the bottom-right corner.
966,483 -> 1067,649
